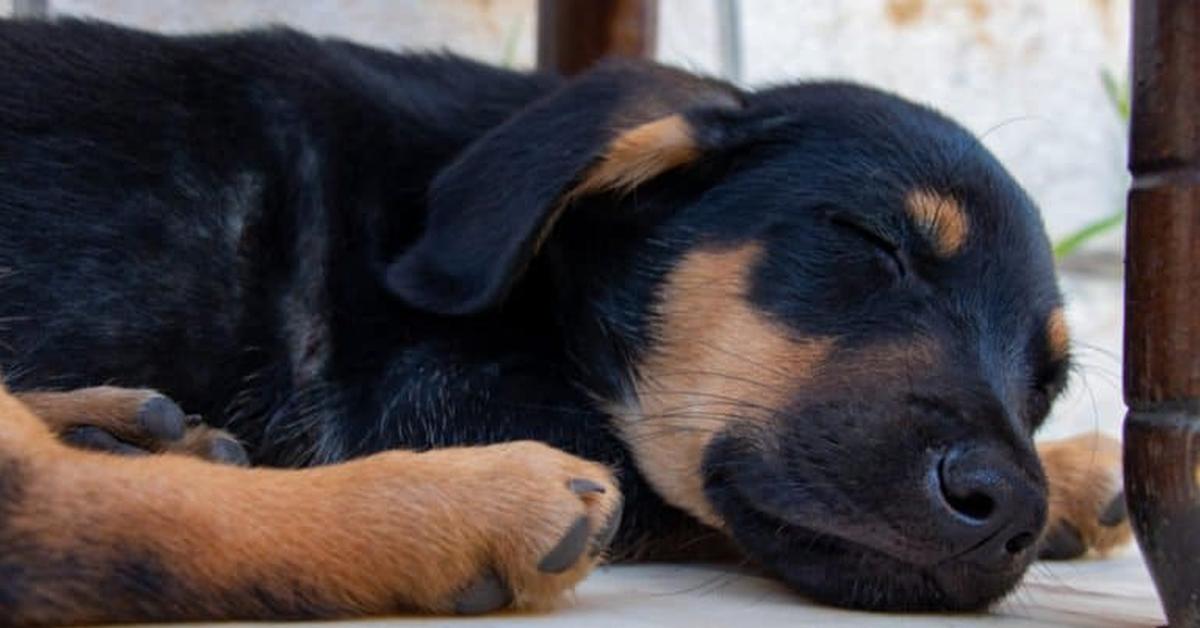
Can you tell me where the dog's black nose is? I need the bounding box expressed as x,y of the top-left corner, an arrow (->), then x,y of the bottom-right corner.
933,445 -> 1045,566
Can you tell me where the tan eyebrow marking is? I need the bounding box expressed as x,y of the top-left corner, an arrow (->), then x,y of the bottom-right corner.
905,189 -> 969,257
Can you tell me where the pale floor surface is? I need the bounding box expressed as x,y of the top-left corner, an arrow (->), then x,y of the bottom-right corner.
133,548 -> 1163,628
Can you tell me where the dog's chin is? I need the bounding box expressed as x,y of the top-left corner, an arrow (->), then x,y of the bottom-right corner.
706,479 -> 1031,612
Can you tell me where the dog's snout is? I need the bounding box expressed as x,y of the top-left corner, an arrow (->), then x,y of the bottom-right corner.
932,445 -> 1045,566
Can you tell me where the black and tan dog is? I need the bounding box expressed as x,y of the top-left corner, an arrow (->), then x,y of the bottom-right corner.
0,19 -> 1129,625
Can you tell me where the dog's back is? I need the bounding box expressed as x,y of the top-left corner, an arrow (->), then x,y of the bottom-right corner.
0,19 -> 555,421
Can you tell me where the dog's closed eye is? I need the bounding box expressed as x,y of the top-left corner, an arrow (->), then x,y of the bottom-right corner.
830,215 -> 907,279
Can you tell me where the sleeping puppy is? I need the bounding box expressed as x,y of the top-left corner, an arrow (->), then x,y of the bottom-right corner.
0,19 -> 1128,624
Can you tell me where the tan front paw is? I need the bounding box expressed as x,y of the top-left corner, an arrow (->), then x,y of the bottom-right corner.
395,441 -> 623,615
23,386 -> 249,465
1037,433 -> 1131,559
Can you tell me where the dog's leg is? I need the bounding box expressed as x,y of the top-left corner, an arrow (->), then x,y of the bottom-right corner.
16,387 -> 248,464
1036,433 -> 1131,559
0,383 -> 621,625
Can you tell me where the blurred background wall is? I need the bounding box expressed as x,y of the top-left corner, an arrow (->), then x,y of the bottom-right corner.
3,0 -> 1131,439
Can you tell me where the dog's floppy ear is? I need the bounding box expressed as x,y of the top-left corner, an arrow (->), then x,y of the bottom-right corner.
386,62 -> 741,315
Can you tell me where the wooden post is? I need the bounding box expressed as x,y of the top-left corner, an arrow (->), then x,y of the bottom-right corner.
1125,2 -> 1200,626
537,0 -> 657,75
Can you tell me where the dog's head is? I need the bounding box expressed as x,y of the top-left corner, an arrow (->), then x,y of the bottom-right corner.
388,62 -> 1067,611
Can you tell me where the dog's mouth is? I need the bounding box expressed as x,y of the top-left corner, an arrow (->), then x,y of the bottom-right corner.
704,463 -> 1031,612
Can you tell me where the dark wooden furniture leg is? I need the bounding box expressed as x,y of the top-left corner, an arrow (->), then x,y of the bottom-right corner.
1125,3 -> 1200,626
537,0 -> 657,75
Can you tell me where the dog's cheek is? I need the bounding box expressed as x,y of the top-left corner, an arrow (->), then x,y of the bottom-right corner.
614,243 -> 831,528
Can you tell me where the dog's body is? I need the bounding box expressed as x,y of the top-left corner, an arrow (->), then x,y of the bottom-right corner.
0,19 -> 1128,625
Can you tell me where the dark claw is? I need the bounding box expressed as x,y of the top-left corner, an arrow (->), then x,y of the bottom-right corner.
183,413 -> 204,428
591,497 -> 624,558
137,395 -> 186,442
1038,521 -> 1087,560
1099,491 -> 1127,527
538,515 -> 591,573
209,438 -> 250,466
62,426 -> 148,457
568,478 -> 607,495
454,569 -> 512,615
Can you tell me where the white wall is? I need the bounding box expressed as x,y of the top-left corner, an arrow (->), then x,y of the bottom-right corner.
666,0 -> 1131,251
38,0 -> 1131,250
48,0 -> 538,66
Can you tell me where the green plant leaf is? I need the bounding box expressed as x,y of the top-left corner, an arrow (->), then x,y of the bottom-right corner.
1054,70 -> 1130,260
1100,68 -> 1130,121
500,17 -> 524,68
1053,210 -> 1125,259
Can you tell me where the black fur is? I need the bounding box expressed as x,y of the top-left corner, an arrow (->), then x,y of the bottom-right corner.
0,19 -> 1068,613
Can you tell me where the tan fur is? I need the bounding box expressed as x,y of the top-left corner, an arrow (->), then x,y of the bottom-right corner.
616,243 -> 832,528
168,423 -> 242,459
17,386 -> 161,437
0,383 -> 620,625
570,114 -> 700,200
905,189 -> 969,256
1038,433 -> 1131,556
1046,307 -> 1071,361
